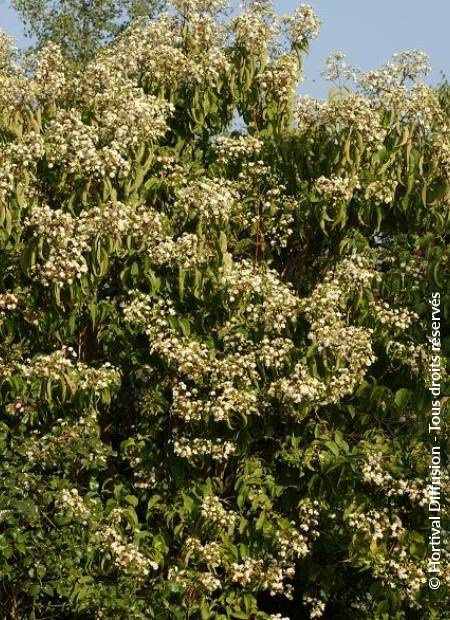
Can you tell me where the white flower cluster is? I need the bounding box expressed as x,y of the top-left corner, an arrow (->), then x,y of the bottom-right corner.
121,292 -> 158,327
258,55 -> 300,105
378,552 -> 427,601
213,135 -> 263,165
358,50 -> 430,93
314,323 -> 374,399
99,525 -> 158,577
329,255 -> 377,289
78,201 -> 168,247
374,301 -> 418,330
201,495 -> 238,531
98,89 -> 173,153
0,29 -> 15,73
364,179 -> 398,204
44,89 -> 172,179
151,333 -> 211,381
3,130 -> 44,169
171,382 -> 204,422
171,376 -> 258,422
230,556 -> 296,599
300,260 -> 374,332
257,337 -> 293,369
32,43 -> 67,103
0,159 -> 15,201
0,66 -> 31,114
378,248 -> 426,284
21,347 -> 120,395
64,495 -> 159,596
45,109 -> 128,179
361,451 -> 433,506
313,175 -> 356,207
25,410 -> 108,465
154,154 -> 186,183
124,298 -> 253,431
271,257 -> 376,409
232,165 -> 297,248
348,509 -> 427,600
232,3 -> 319,59
173,436 -> 236,461
348,508 -> 404,541
208,370 -> 258,416
56,488 -> 90,518
303,595 -> 326,619
86,18 -> 179,88
316,49 -> 437,137
222,507 -> 319,601
0,351 -> 19,380
232,12 -> 275,54
0,509 -> 12,523
24,204 -> 89,287
229,557 -> 264,587
283,4 -> 320,49
77,363 -> 121,393
124,257 -> 380,427
298,498 -> 321,530
185,537 -> 223,567
25,202 -> 169,287
237,159 -> 271,185
174,177 -> 236,224
110,11 -> 230,90
295,94 -> 387,149
381,84 -> 442,130
21,346 -> 76,379
197,571 -> 222,592
294,96 -> 327,130
122,441 -> 162,490
220,260 -> 300,333
1,41 -> 68,112
388,341 -> 428,376
390,50 -> 430,81
269,363 -> 326,406
266,201 -> 296,249
149,233 -> 210,269
323,51 -> 357,84
261,559 -> 296,598
276,526 -> 309,560
168,566 -> 222,593
0,292 -> 18,313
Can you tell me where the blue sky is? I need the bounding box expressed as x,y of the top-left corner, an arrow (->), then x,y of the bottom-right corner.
0,0 -> 448,98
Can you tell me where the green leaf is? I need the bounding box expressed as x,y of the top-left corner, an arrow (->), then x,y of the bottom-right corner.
394,388 -> 411,408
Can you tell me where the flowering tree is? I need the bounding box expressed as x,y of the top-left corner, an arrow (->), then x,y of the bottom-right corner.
13,0 -> 165,62
0,1 -> 449,618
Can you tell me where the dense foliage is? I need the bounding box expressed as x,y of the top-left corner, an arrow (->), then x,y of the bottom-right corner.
0,1 -> 449,618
